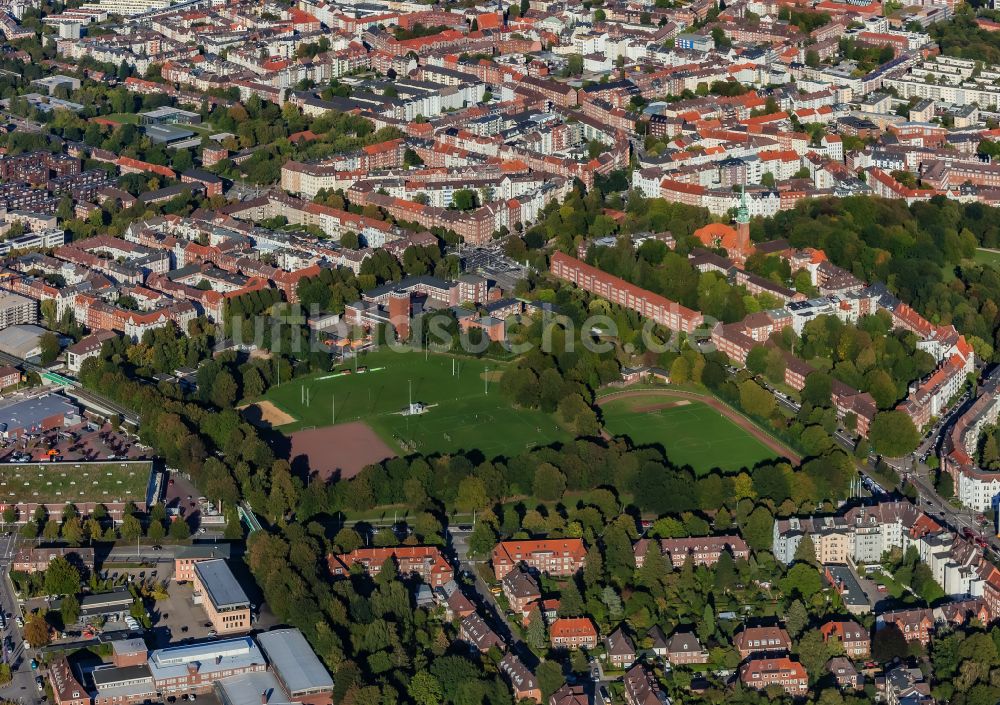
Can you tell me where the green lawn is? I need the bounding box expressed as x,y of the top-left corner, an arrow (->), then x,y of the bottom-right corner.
261,350 -> 569,457
183,122 -> 217,135
601,397 -> 777,475
0,460 -> 152,505
974,248 -> 1000,268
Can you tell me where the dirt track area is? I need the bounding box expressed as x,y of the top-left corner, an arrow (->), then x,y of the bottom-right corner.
632,399 -> 691,413
597,388 -> 801,464
288,422 -> 396,480
241,401 -> 296,428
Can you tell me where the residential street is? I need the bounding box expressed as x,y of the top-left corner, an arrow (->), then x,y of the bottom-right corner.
446,527 -> 530,656
0,533 -> 38,705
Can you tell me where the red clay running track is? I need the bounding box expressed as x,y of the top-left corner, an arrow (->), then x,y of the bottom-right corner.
596,388 -> 801,464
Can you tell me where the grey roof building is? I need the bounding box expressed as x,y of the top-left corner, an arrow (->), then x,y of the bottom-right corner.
216,670 -> 287,705
0,393 -> 79,437
79,587 -> 134,616
257,629 -> 334,699
0,324 -> 47,359
193,559 -> 250,610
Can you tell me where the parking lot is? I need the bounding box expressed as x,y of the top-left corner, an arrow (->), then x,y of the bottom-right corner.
163,474 -> 209,528
0,421 -> 148,464
147,582 -> 218,649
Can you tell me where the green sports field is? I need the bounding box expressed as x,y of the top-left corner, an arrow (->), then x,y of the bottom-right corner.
601,397 -> 777,475
261,350 -> 569,457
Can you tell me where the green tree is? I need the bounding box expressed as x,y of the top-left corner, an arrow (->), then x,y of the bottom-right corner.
780,563 -> 822,600
39,332 -> 61,365
455,477 -> 489,513
743,506 -> 774,551
786,600 -> 809,638
451,189 -> 478,211
638,544 -> 669,590
120,515 -> 142,540
872,624 -> 909,663
533,463 -> 567,501
60,593 -> 80,626
408,671 -> 443,705
467,521 -> 497,558
147,520 -> 165,542
340,231 -> 360,249
333,527 -> 363,553
211,370 -> 238,408
23,613 -> 50,647
45,557 -> 81,596
170,518 -> 191,540
869,411 -> 920,457
537,661 -> 564,700
794,534 -> 818,566
525,608 -> 548,650
802,372 -> 832,407
42,519 -> 60,541
739,379 -> 776,417
559,579 -> 584,617
713,551 -> 738,592
796,628 -> 834,682
61,517 -> 83,546
698,602 -> 716,642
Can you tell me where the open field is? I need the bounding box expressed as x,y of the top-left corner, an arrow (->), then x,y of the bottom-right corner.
240,400 -> 296,428
0,460 -> 152,504
261,350 -> 569,459
975,248 -> 1000,268
288,423 -> 395,480
599,391 -> 785,475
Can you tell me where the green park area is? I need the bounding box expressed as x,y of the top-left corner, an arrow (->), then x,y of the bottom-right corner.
0,461 -> 152,505
263,350 -> 569,457
600,396 -> 778,475
974,248 -> 1000,268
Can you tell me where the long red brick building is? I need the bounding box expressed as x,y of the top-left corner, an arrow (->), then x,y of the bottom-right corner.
491,538 -> 586,579
328,546 -> 453,587
549,252 -> 704,334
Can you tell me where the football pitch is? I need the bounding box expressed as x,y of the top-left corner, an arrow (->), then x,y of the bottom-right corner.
261,350 -> 569,457
601,396 -> 777,475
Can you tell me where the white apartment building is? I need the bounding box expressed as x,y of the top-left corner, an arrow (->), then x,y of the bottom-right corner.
0,292 -> 37,329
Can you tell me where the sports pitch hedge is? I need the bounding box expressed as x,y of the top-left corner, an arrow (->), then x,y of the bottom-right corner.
601,397 -> 777,475
0,460 -> 153,505
262,350 -> 569,457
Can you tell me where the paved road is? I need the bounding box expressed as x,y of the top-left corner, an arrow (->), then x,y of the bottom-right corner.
741,369 -> 998,555
0,534 -> 40,705
446,527 -> 529,655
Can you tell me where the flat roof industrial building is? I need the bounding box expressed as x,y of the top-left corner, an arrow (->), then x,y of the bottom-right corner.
0,393 -> 80,437
257,629 -> 334,698
193,559 -> 250,610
